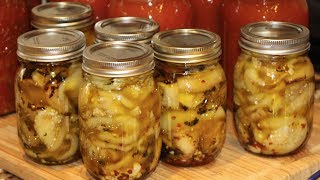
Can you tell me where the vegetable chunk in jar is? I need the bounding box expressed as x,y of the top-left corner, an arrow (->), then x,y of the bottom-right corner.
234,22 -> 314,156
152,29 -> 226,166
16,29 -> 86,164
94,17 -> 159,44
31,2 -> 95,45
79,42 -> 161,179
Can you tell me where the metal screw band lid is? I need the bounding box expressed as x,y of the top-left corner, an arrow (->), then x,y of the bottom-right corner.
239,21 -> 310,55
94,17 -> 159,44
31,2 -> 93,29
17,29 -> 86,62
82,41 -> 155,77
151,29 -> 221,63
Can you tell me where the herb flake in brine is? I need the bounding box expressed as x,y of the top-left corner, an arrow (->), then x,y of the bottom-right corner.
184,118 -> 199,126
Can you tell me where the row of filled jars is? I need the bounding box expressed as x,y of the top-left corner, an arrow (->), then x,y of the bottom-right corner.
15,17 -> 315,179
0,0 -> 310,115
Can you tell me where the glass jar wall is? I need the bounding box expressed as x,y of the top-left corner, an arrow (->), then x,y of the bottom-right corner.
106,0 -> 193,31
234,22 -> 314,156
79,42 -> 161,179
152,29 -> 226,166
0,0 -> 30,115
223,0 -> 309,109
188,0 -> 223,36
16,29 -> 85,164
49,0 -> 109,22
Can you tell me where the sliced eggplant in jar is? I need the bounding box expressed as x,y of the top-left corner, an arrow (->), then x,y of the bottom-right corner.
178,92 -> 205,109
18,117 -> 42,148
285,57 -> 314,84
63,63 -> 82,106
158,82 -> 179,109
177,66 -> 225,93
285,81 -> 315,114
54,134 -> 79,161
121,76 -> 154,103
19,79 -> 48,106
160,110 -> 198,131
45,79 -> 73,114
253,115 -> 308,155
34,107 -> 68,152
31,70 -> 51,88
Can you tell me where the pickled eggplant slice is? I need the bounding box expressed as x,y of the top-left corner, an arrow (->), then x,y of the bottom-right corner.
177,66 -> 225,93
34,107 -> 68,152
251,116 -> 308,154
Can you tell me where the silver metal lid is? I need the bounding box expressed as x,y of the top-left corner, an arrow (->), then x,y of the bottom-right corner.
151,29 -> 221,63
17,29 -> 86,62
82,41 -> 154,77
239,21 -> 310,55
31,2 -> 94,30
94,17 -> 159,44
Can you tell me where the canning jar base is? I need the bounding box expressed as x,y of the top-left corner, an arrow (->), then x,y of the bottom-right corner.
161,148 -> 222,167
86,164 -> 159,180
240,140 -> 310,157
23,149 -> 80,165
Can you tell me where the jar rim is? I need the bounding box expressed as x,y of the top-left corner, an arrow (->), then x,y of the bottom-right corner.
17,29 -> 86,62
82,41 -> 155,77
94,17 -> 159,43
239,21 -> 310,55
31,2 -> 94,30
151,29 -> 221,63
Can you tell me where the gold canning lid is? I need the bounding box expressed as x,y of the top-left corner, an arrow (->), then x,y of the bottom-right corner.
95,17 -> 159,44
82,41 -> 154,77
31,2 -> 94,30
17,29 -> 86,62
239,21 -> 310,55
151,29 -> 221,63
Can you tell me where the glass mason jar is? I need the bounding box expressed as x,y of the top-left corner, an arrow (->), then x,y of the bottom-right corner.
94,17 -> 159,44
16,29 -> 85,164
223,0 -> 309,109
106,0 -> 193,31
0,0 -> 30,115
79,42 -> 161,179
152,29 -> 226,166
31,2 -> 95,45
188,0 -> 223,36
28,0 -> 41,9
234,22 -> 314,156
49,0 -> 109,22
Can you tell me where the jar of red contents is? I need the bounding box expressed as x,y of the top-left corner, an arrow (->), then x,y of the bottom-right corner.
223,0 -> 309,109
49,0 -> 109,22
106,0 -> 193,31
0,0 -> 30,115
28,0 -> 41,9
189,0 -> 223,36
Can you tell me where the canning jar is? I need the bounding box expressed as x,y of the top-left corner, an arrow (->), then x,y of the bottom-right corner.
28,0 -> 41,9
0,0 -> 30,115
188,0 -> 223,36
49,0 -> 109,22
94,17 -> 159,44
223,0 -> 309,109
16,29 -> 85,164
31,2 -> 95,45
152,29 -> 226,166
79,42 -> 161,179
106,0 -> 193,31
234,22 -> 314,156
